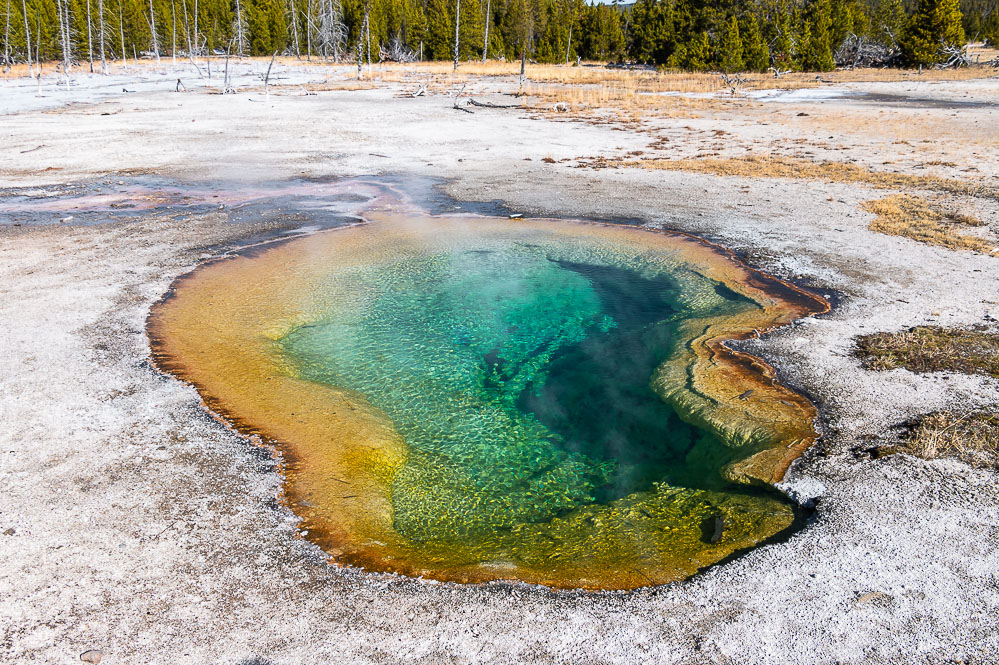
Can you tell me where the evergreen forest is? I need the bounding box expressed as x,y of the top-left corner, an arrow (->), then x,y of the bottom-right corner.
0,0 -> 990,73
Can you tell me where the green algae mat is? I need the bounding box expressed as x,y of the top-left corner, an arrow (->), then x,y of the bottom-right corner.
149,205 -> 827,590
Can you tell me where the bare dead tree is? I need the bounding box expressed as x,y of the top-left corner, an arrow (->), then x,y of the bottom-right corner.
3,0 -> 11,72
116,0 -> 127,69
288,0 -> 300,59
34,8 -> 39,81
379,36 -> 416,62
85,0 -> 93,71
481,0 -> 489,62
720,73 -> 747,95
936,45 -> 970,69
179,0 -> 204,76
233,0 -> 247,56
148,0 -> 160,61
171,0 -> 176,64
452,0 -> 460,71
180,0 -> 193,56
56,0 -> 73,84
355,1 -> 368,78
316,0 -> 346,61
97,0 -> 108,73
768,66 -> 791,79
221,43 -> 234,92
452,82 -> 472,112
564,10 -> 574,65
305,0 -> 312,60
835,33 -> 899,68
21,0 -> 32,76
264,50 -> 277,97
519,46 -> 526,89
193,0 -> 198,58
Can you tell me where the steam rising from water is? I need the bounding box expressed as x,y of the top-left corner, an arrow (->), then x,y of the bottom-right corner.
149,199 -> 825,590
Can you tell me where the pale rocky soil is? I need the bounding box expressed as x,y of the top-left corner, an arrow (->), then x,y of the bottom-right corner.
1,61 -> 998,664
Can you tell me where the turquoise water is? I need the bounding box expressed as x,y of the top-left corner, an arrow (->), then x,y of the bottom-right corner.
279,234 -> 758,545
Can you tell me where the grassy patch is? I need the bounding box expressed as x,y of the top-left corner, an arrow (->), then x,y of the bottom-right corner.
856,326 -> 999,377
905,410 -> 999,468
862,194 -> 995,254
619,155 -> 999,201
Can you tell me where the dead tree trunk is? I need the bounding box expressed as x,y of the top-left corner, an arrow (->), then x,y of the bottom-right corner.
452,0 -> 460,71
305,0 -> 312,60
56,0 -> 72,81
98,0 -> 107,73
316,0 -> 345,62
289,0 -> 300,59
171,0 -> 176,64
264,50 -> 276,96
365,6 -> 370,69
565,23 -> 572,65
148,0 -> 160,60
117,0 -> 127,69
193,0 -> 198,59
179,0 -> 203,76
355,2 -> 368,77
21,0 -> 32,76
481,0 -> 489,62
3,0 -> 12,72
85,0 -> 93,71
234,0 -> 246,56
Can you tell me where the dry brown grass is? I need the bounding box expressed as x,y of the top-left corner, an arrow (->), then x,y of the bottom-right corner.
525,85 -> 738,120
905,410 -> 999,468
4,56 -> 996,83
857,324 -> 999,467
377,61 -> 997,86
856,326 -> 999,376
862,194 -> 995,253
620,155 -> 999,198
967,43 -> 999,62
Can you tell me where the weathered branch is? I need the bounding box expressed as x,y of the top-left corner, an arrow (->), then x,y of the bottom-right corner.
467,99 -> 520,108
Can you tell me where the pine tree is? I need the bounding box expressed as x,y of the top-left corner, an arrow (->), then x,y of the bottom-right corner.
934,0 -> 965,47
718,14 -> 742,72
684,30 -> 709,71
983,10 -> 999,46
740,12 -> 769,72
901,0 -> 965,66
875,0 -> 906,46
771,5 -> 795,70
802,0 -> 835,71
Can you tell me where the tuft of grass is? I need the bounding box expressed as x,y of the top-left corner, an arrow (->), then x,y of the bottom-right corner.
905,410 -> 999,468
620,155 -> 999,201
862,194 -> 994,253
856,326 -> 999,377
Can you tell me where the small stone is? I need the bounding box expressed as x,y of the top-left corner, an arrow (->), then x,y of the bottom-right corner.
2,528 -> 14,535
80,649 -> 103,663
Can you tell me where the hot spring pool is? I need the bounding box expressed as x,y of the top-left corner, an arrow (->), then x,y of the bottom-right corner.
149,205 -> 826,590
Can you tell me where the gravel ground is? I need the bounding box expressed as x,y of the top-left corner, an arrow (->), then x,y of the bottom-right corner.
2,62 -> 998,664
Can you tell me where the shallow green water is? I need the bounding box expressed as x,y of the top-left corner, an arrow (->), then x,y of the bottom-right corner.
278,231 -> 765,548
